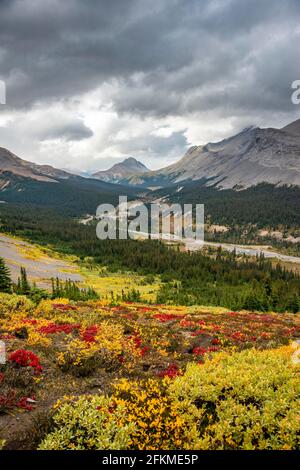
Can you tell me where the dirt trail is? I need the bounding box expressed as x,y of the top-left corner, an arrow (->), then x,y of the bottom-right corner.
0,233 -> 83,288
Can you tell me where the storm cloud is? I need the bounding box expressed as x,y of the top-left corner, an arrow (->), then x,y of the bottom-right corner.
0,0 -> 299,171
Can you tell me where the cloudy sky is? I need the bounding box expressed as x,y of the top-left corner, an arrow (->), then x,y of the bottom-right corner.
0,0 -> 299,173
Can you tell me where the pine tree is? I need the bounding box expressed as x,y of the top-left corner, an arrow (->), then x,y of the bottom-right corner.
0,257 -> 12,293
19,267 -> 30,295
286,294 -> 299,314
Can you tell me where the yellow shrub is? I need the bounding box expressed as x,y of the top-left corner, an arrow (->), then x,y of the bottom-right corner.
56,338 -> 100,375
0,293 -> 33,318
94,321 -> 124,356
27,329 -> 51,348
0,314 -> 51,347
35,298 -> 71,317
169,345 -> 300,450
113,378 -> 200,450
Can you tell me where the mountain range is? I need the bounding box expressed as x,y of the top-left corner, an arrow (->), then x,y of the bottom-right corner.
0,118 -> 299,219
122,119 -> 300,189
0,148 -> 141,216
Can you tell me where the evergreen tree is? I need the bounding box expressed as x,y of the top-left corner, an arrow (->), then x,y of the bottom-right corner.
286,294 -> 299,314
19,267 -> 30,295
51,277 -> 98,301
0,257 -> 12,293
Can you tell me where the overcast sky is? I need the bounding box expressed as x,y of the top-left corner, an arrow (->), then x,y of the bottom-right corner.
0,0 -> 299,172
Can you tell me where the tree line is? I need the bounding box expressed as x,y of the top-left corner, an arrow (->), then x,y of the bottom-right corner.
0,203 -> 300,312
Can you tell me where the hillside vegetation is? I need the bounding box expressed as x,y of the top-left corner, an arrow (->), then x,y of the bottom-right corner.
1,204 -> 300,313
0,294 -> 299,450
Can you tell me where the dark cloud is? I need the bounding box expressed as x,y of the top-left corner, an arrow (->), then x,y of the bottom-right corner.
38,119 -> 93,142
0,0 -> 297,115
0,0 -> 299,169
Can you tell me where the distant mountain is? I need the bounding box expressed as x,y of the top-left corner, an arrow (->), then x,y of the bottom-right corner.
62,167 -> 92,178
125,119 -> 300,189
92,157 -> 149,183
0,147 -> 142,215
0,147 -> 72,182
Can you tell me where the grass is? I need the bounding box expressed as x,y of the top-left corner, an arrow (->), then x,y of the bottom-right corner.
80,266 -> 161,301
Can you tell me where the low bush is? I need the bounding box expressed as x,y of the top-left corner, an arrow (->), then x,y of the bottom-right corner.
0,293 -> 33,318
112,378 -> 199,450
38,395 -> 133,450
0,349 -> 42,414
169,345 -> 300,450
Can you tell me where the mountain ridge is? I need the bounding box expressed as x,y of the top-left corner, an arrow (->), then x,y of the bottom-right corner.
0,147 -> 72,182
124,118 -> 300,189
0,148 -> 143,216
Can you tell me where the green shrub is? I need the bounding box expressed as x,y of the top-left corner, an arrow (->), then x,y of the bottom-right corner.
0,293 -> 33,318
38,395 -> 134,450
169,345 -> 300,450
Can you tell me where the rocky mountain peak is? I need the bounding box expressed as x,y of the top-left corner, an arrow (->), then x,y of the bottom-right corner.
92,157 -> 149,183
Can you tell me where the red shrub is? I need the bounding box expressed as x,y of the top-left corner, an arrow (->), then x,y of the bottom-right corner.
81,325 -> 98,343
22,319 -> 37,325
231,331 -> 246,342
153,313 -> 184,323
192,346 -> 207,356
158,363 -> 181,378
38,323 -> 80,335
211,338 -> 221,345
16,395 -> 35,411
8,349 -> 43,374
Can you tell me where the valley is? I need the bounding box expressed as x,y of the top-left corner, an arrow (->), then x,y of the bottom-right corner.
192,240 -> 300,264
0,118 -> 300,260
0,118 -> 300,452
2,229 -> 300,307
